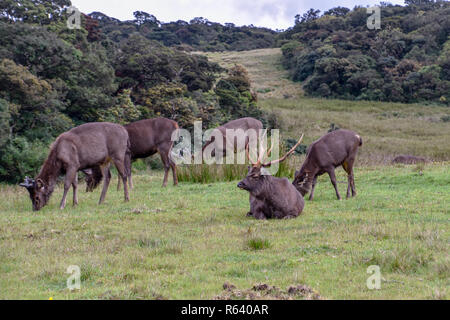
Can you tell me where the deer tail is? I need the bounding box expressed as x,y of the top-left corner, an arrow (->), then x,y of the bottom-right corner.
357,135 -> 363,146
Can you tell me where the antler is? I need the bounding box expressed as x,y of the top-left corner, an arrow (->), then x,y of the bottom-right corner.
246,143 -> 258,165
19,176 -> 35,188
260,134 -> 304,168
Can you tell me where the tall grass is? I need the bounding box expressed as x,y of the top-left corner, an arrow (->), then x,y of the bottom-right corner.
177,164 -> 249,183
176,156 -> 299,183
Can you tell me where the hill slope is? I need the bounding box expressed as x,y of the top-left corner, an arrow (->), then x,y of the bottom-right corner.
201,48 -> 450,164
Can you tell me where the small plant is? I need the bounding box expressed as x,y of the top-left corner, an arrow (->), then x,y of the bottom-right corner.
247,237 -> 271,250
441,115 -> 450,122
412,162 -> 425,174
328,123 -> 340,133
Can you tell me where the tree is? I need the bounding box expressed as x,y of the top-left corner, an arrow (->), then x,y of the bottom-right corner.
0,0 -> 71,25
295,9 -> 321,25
324,7 -> 350,17
133,11 -> 160,27
0,98 -> 10,147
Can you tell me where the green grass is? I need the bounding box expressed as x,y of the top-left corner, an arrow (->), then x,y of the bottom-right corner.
1,48 -> 448,300
0,163 -> 448,300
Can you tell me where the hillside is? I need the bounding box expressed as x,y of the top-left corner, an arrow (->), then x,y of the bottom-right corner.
201,48 -> 450,164
279,2 -> 450,104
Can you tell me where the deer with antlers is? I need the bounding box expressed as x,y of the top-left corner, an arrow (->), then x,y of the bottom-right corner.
237,133 -> 305,220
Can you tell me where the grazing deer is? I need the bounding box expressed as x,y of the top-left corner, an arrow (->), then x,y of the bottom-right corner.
20,122 -> 130,211
87,118 -> 179,191
202,117 -> 263,160
237,134 -> 305,220
293,129 -> 362,201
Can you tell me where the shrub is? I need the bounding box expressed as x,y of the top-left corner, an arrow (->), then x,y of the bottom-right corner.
0,137 -> 48,183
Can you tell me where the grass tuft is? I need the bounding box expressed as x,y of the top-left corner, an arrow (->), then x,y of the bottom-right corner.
247,237 -> 271,250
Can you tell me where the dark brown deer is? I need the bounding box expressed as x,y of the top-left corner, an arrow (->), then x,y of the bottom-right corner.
201,117 -> 263,160
293,129 -> 362,201
20,122 -> 130,211
126,118 -> 179,188
237,134 -> 305,220
87,118 -> 179,190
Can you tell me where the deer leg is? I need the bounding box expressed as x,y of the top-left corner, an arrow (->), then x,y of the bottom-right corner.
60,167 -> 77,210
345,158 -> 357,197
309,175 -> 318,201
99,165 -> 111,204
117,175 -> 121,191
158,146 -> 171,188
129,173 -> 134,190
327,168 -> 341,200
113,159 -> 129,202
167,143 -> 178,186
72,173 -> 78,207
170,160 -> 178,186
346,174 -> 352,199
125,152 -> 133,190
350,170 -> 356,197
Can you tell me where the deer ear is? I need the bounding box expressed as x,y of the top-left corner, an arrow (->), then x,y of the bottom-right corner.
36,179 -> 44,189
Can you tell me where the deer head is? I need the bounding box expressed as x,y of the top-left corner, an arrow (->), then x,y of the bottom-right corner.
237,132 -> 304,192
20,176 -> 47,211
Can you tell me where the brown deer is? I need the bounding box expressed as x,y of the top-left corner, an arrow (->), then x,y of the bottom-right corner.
201,117 -> 263,160
237,134 -> 305,220
20,122 -> 130,211
293,129 -> 362,201
87,118 -> 179,190
392,155 -> 428,164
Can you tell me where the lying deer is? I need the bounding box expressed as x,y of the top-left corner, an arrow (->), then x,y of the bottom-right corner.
237,134 -> 305,220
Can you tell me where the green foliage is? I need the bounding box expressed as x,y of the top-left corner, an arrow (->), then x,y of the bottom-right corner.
0,0 -> 71,25
215,65 -> 262,121
95,90 -> 142,125
0,98 -> 10,148
284,139 -> 308,155
0,137 -> 48,183
89,12 -> 276,52
280,3 -> 450,104
0,8 -> 269,183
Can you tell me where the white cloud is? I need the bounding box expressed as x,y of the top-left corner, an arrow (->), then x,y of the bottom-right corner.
71,0 -> 405,30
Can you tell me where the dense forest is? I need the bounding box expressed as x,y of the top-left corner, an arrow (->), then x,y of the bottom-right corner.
0,0 -> 267,182
279,1 -> 450,103
88,11 -> 277,52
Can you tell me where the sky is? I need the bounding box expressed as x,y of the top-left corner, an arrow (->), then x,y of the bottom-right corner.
71,0 -> 405,30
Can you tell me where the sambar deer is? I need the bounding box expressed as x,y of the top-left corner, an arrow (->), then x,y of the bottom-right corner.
201,117 -> 263,161
20,122 -> 131,211
293,129 -> 362,201
237,134 -> 305,220
86,118 -> 179,191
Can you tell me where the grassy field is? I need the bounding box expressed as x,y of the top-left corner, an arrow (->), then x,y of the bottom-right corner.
0,164 -> 448,299
1,49 -> 449,300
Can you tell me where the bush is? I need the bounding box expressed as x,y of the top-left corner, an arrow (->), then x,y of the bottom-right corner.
0,137 -> 48,183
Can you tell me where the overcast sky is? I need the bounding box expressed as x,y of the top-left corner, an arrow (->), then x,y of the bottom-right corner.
71,0 -> 405,30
